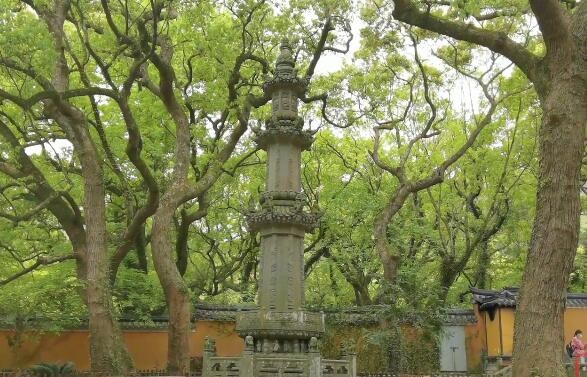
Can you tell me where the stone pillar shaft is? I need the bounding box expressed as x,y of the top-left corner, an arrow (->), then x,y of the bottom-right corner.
266,142 -> 302,192
258,227 -> 305,310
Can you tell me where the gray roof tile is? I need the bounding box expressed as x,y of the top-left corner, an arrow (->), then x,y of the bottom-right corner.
471,288 -> 587,310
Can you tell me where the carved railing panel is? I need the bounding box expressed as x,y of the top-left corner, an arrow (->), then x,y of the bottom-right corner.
255,356 -> 307,377
206,357 -> 241,377
322,359 -> 351,377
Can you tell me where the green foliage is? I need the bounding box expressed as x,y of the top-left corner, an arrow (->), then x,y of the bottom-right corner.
362,326 -> 439,374
0,2 -> 546,368
29,362 -> 75,377
321,319 -> 440,374
113,268 -> 166,318
0,262 -> 86,331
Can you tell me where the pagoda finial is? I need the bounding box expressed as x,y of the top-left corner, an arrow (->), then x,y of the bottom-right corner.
276,38 -> 295,74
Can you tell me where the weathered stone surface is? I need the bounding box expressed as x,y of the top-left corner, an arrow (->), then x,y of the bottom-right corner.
253,119 -> 315,151
235,310 -> 325,339
246,205 -> 320,232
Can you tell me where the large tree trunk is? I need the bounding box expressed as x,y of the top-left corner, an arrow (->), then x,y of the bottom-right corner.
512,79 -> 587,376
82,145 -> 134,375
438,258 -> 458,303
352,283 -> 373,306
39,1 -> 134,372
474,240 -> 490,289
388,2 -> 587,374
152,197 -> 191,374
53,109 -> 134,375
149,59 -> 193,372
373,186 -> 412,286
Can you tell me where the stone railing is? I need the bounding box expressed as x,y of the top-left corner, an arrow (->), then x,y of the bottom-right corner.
202,353 -> 355,377
204,357 -> 240,377
485,365 -> 512,377
358,374 -> 478,377
254,356 -> 307,377
357,366 -> 513,377
322,359 -> 351,377
0,370 -> 202,377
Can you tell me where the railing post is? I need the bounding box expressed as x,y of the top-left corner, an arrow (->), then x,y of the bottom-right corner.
308,337 -> 321,377
202,336 -> 216,377
239,335 -> 254,377
344,352 -> 357,377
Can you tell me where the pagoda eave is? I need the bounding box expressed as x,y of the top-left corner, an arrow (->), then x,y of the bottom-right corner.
246,211 -> 320,233
263,76 -> 308,95
235,310 -> 325,340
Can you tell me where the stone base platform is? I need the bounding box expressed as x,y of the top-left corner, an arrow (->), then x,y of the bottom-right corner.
235,310 -> 325,348
202,342 -> 356,377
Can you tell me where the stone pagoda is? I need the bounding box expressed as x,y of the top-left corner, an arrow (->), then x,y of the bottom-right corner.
201,40 -> 356,377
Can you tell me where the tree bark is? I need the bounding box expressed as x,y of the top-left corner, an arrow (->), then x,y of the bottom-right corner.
152,198 -> 192,374
82,136 -> 134,375
512,79 -> 587,377
511,3 -> 587,375
150,103 -> 192,374
474,240 -> 490,289
146,34 -> 199,372
38,1 -> 134,372
51,108 -> 134,375
352,283 -> 373,306
373,186 -> 412,285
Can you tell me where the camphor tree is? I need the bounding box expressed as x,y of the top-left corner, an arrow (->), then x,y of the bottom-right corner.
0,0 -> 135,371
421,43 -> 537,302
301,132 -> 384,306
334,23 -> 527,293
386,0 -> 587,375
0,0 -> 269,373
424,130 -> 532,302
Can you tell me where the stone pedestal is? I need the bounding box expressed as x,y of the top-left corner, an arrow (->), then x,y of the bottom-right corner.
202,39 -> 354,377
204,351 -> 353,377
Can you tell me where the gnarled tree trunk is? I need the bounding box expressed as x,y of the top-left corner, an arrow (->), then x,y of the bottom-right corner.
152,197 -> 192,374
373,186 -> 412,286
511,3 -> 587,375
51,106 -> 134,374
41,1 -> 133,373
474,240 -> 490,289
83,145 -> 134,375
512,78 -> 587,377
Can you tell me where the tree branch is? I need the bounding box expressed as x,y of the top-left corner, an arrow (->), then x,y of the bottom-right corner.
304,17 -> 335,80
529,0 -> 572,57
0,191 -> 61,223
0,254 -> 77,286
392,0 -> 541,87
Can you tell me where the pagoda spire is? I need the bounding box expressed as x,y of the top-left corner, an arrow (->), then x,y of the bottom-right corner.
276,39 -> 295,72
